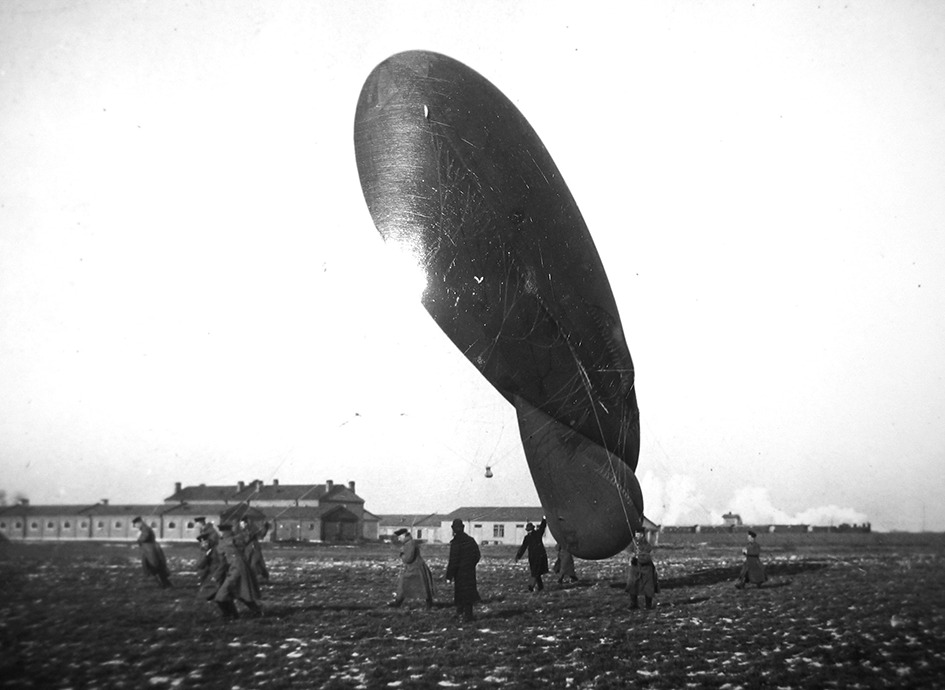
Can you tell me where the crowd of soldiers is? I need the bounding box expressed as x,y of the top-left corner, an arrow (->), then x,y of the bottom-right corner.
132,515 -> 767,623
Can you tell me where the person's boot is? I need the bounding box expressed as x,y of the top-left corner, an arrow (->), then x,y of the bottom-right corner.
630,596 -> 639,610
645,597 -> 654,610
537,577 -> 544,591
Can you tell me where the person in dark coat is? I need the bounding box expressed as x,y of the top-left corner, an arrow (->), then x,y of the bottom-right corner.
195,532 -> 236,618
735,530 -> 768,589
445,518 -> 481,623
555,542 -> 579,584
515,517 -> 549,592
213,524 -> 262,618
390,528 -> 435,608
132,516 -> 171,588
238,517 -> 270,582
625,529 -> 659,609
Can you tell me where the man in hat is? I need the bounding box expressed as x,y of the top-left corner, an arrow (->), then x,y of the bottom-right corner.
132,516 -> 172,588
515,517 -> 549,592
735,530 -> 768,589
445,518 -> 481,623
625,529 -> 659,609
389,528 -> 435,608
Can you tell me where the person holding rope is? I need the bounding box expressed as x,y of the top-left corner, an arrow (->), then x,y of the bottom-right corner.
735,530 -> 768,589
132,516 -> 172,588
515,517 -> 549,592
625,528 -> 659,609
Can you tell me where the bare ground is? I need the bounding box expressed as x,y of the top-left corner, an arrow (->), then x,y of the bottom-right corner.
1,532 -> 943,689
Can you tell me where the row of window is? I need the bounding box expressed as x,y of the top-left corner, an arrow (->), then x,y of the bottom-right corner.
0,520 -> 198,531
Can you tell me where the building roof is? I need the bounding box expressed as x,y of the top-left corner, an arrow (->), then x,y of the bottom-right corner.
446,507 -> 547,523
378,513 -> 447,528
0,504 -> 98,517
166,480 -> 365,505
80,504 -> 173,518
257,505 -> 360,520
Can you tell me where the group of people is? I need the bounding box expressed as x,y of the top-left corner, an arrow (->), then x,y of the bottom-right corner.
132,514 -> 272,620
134,513 -> 767,623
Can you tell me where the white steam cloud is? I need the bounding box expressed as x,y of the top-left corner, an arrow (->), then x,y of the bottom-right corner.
640,473 -> 868,527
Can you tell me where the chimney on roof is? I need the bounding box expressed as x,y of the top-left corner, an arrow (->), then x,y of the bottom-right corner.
273,478 -> 279,486
348,481 -> 356,493
238,481 -> 245,492
174,481 -> 182,494
101,499 -> 109,506
19,498 -> 29,506
254,479 -> 263,490
326,479 -> 334,491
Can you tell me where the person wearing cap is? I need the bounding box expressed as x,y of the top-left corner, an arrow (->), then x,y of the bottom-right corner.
238,516 -> 271,582
389,528 -> 435,608
445,518 -> 481,623
132,516 -> 171,588
625,529 -> 659,609
195,531 -> 236,618
213,523 -> 263,618
194,516 -> 220,547
735,530 -> 768,589
515,517 -> 549,592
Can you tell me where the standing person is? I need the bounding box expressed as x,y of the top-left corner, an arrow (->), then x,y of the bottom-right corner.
389,528 -> 435,608
445,518 -> 481,623
515,517 -> 549,592
132,516 -> 171,588
735,530 -> 768,589
238,516 -> 270,582
195,531 -> 236,619
214,523 -> 263,618
625,529 -> 659,609
555,542 -> 579,584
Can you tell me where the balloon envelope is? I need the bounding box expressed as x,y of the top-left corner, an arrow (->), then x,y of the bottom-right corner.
354,51 -> 642,558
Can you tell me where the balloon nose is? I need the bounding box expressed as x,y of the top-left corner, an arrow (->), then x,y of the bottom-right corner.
515,397 -> 643,559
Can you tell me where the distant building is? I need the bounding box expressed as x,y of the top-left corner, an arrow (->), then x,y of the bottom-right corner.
377,514 -> 447,542
444,507 -> 555,547
722,512 -> 743,527
0,478 -> 377,543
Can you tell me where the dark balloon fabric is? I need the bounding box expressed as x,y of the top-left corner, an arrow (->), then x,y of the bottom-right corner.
355,51 -> 643,558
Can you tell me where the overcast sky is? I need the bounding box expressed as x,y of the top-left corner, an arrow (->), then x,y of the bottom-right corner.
2,1 -> 943,532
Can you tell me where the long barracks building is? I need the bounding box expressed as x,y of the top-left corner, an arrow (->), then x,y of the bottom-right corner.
0,478 -> 380,543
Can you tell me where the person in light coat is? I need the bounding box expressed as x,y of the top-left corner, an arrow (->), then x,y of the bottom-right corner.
389,528 -> 435,608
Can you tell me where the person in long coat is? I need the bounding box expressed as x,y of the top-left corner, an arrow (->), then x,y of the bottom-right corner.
515,517 -> 549,591
132,516 -> 171,588
195,532 -> 237,618
213,524 -> 262,617
195,516 -> 220,547
445,518 -> 481,623
555,542 -> 579,584
390,528 -> 435,608
735,530 -> 768,589
625,529 -> 659,609
238,517 -> 270,582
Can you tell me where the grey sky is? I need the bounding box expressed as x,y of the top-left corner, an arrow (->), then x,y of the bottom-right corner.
1,1 -> 943,531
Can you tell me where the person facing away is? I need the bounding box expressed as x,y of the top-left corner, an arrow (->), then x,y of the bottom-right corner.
445,518 -> 481,623
735,530 -> 768,589
238,517 -> 270,582
132,516 -> 171,588
555,542 -> 579,584
625,529 -> 659,609
213,523 -> 263,618
515,517 -> 549,592
389,528 -> 435,608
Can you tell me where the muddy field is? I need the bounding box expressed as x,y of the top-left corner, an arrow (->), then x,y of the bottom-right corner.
1,533 -> 943,689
